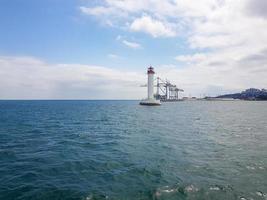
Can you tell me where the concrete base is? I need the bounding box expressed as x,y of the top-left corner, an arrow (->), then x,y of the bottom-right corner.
139,99 -> 161,106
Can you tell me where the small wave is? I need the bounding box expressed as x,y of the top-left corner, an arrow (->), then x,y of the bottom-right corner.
161,188 -> 176,193
85,195 -> 92,200
154,185 -> 180,198
209,184 -> 233,192
185,185 -> 199,192
256,191 -> 265,197
246,165 -> 265,170
154,184 -> 199,198
155,185 -> 177,197
85,194 -> 109,200
209,186 -> 220,191
246,166 -> 256,170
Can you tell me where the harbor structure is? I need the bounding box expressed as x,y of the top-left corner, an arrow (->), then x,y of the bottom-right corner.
140,67 -> 161,106
140,66 -> 184,105
155,77 -> 184,102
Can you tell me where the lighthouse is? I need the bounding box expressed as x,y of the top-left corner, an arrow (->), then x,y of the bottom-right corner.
140,66 -> 161,106
147,66 -> 154,100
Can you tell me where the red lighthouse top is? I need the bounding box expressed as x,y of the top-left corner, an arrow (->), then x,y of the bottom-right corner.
147,66 -> 155,74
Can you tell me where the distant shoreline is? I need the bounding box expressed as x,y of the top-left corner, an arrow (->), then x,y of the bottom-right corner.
0,99 -> 266,102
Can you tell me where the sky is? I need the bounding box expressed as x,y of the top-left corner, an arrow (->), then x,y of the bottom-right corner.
0,0 -> 267,99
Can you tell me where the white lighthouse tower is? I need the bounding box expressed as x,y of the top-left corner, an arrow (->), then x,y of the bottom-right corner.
140,66 -> 161,106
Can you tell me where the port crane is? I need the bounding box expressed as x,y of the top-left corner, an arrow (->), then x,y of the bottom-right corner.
155,77 -> 184,101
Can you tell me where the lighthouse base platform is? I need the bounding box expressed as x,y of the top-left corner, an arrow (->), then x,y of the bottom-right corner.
139,99 -> 161,106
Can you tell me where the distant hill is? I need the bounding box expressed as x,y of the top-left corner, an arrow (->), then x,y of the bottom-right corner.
217,88 -> 267,100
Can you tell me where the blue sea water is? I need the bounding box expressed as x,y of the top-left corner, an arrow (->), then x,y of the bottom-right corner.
0,100 -> 267,200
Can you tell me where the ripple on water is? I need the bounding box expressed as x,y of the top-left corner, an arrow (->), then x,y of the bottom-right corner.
256,191 -> 266,197
85,194 -> 109,200
209,186 -> 221,191
154,184 -> 200,199
1,100 -> 267,200
185,185 -> 199,192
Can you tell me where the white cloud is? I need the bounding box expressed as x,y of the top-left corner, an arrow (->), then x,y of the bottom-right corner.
80,6 -> 115,16
80,0 -> 182,37
246,0 -> 267,18
130,15 -> 176,38
0,56 -> 144,99
156,57 -> 267,97
1,52 -> 267,99
80,0 -> 267,49
107,54 -> 121,59
122,40 -> 141,49
175,53 -> 207,63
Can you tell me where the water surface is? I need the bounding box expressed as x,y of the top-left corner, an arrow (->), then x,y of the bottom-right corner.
0,100 -> 266,199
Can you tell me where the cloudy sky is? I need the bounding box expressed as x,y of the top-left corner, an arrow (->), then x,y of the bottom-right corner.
0,0 -> 267,99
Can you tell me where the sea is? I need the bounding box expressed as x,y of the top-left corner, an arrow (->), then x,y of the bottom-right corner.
0,100 -> 266,200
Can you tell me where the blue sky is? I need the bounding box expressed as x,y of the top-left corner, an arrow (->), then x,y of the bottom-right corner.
0,0 -> 191,69
0,0 -> 267,99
